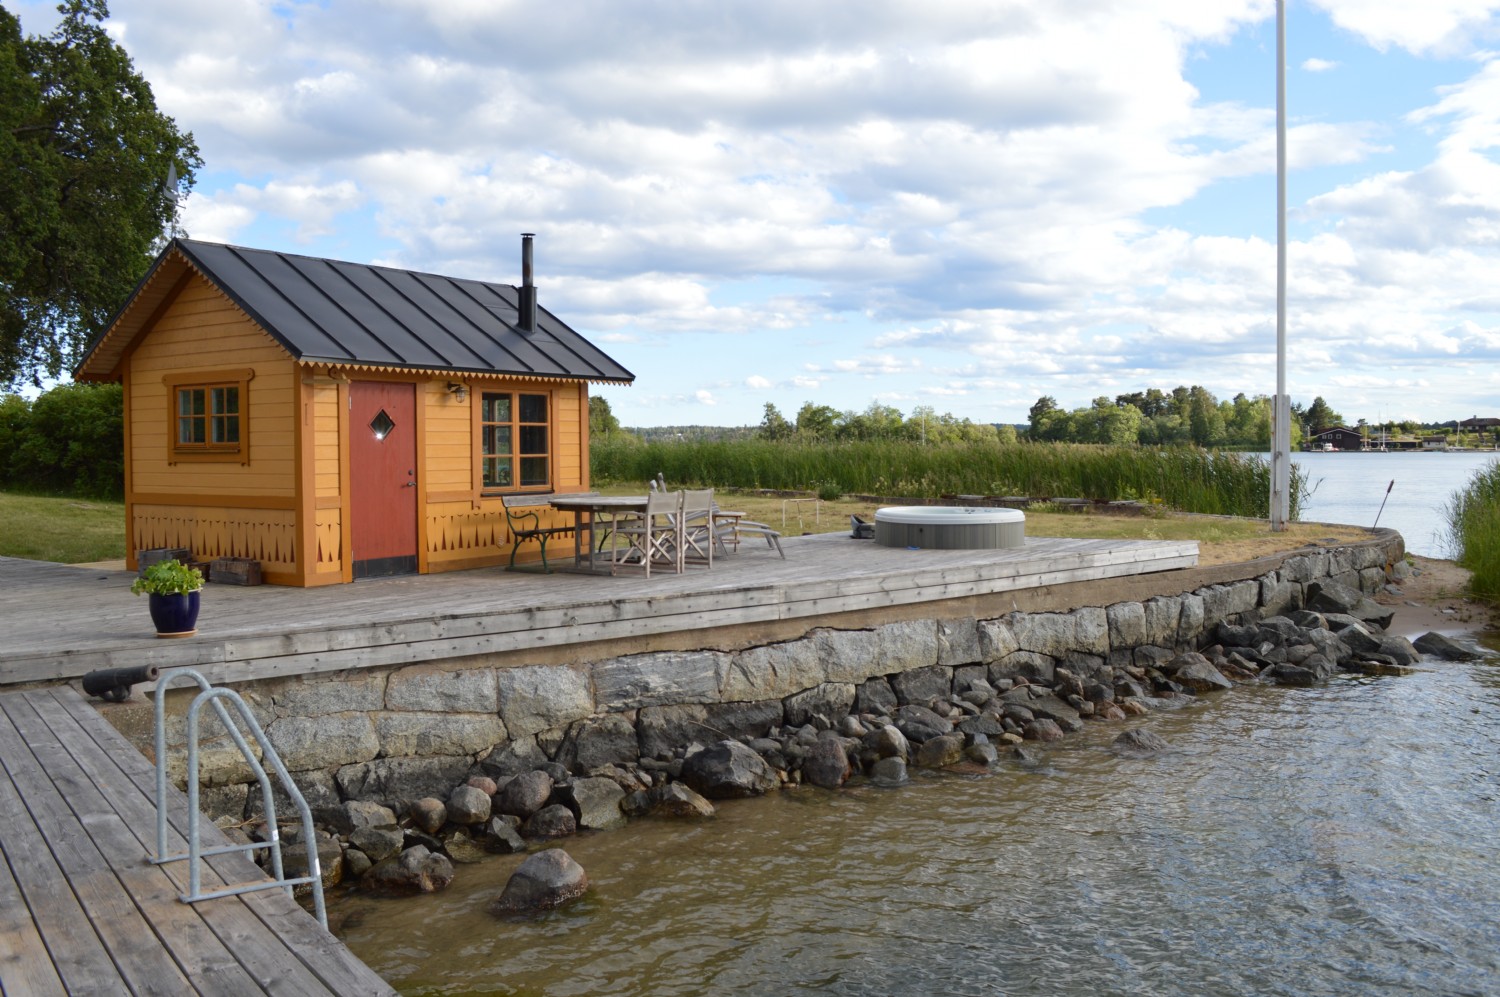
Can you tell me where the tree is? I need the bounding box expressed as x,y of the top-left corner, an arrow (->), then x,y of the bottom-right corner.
794,402 -> 839,440
588,395 -> 620,436
1,1 -> 201,387
1027,396 -> 1058,438
757,402 -> 793,441
1303,396 -> 1343,434
1187,386 -> 1225,447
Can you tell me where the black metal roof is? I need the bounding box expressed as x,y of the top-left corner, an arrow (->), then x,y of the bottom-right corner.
78,239 -> 634,383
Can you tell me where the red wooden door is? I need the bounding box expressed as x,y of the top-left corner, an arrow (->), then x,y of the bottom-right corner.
350,381 -> 418,578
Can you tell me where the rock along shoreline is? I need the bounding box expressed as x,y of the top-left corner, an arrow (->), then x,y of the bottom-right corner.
232,561 -> 1489,907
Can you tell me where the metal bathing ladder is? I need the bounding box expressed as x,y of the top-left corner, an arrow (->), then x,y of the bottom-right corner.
149,667 -> 327,927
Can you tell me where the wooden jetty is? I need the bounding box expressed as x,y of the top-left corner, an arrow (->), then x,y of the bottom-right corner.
0,684 -> 395,995
0,533 -> 1198,688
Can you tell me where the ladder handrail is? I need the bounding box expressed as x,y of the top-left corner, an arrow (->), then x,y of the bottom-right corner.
151,667 -> 328,927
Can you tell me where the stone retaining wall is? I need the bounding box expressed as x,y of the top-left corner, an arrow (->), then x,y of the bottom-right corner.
138,534 -> 1403,822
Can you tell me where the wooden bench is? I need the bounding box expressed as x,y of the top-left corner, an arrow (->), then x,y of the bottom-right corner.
502,492 -> 597,572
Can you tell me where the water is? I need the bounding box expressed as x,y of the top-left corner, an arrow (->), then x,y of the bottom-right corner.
1291,451 -> 1497,558
335,639 -> 1500,997
330,451 -> 1500,994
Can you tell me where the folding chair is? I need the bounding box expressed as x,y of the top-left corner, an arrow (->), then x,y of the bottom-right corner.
609,489 -> 682,577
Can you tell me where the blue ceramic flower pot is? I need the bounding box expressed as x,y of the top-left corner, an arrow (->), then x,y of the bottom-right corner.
148,590 -> 200,637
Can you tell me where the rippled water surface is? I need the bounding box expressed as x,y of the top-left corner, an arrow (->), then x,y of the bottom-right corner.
1291,451 -> 1497,557
335,637 -> 1500,996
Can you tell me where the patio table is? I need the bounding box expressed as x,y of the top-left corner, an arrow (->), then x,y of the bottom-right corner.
548,494 -> 651,573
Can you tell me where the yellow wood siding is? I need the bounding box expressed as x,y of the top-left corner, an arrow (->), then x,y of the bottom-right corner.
126,278 -> 296,498
421,379 -> 587,572
423,379 -> 472,494
132,503 -> 298,580
553,384 -> 583,488
313,507 -> 343,577
311,381 -> 341,498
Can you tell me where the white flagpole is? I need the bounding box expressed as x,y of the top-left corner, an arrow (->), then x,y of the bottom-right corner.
1271,0 -> 1291,530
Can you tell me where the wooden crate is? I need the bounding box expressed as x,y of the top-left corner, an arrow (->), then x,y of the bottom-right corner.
210,557 -> 262,586
136,547 -> 191,577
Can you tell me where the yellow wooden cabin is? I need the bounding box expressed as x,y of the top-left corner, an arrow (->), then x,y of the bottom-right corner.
74,236 -> 634,585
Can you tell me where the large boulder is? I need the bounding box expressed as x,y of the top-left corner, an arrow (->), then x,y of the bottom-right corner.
892,704 -> 951,744
555,713 -> 640,772
366,845 -> 453,895
446,785 -> 492,825
649,782 -> 716,818
801,738 -> 853,789
1413,631 -> 1482,661
914,733 -> 965,769
570,777 -> 626,830
522,803 -> 577,839
495,770 -> 554,819
1112,729 -> 1171,755
1169,656 -> 1234,693
680,740 -> 779,798
491,849 -> 589,913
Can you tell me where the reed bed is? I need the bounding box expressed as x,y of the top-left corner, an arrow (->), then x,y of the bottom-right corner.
1444,459 -> 1500,600
592,439 -> 1305,519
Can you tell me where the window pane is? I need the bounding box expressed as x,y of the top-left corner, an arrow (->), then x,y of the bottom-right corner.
178,417 -> 203,444
519,425 -> 547,455
213,415 -> 240,444
483,394 -> 511,423
179,388 -> 205,416
484,425 -> 512,456
519,393 -> 547,423
520,456 -> 548,486
212,386 -> 238,415
484,456 -> 513,488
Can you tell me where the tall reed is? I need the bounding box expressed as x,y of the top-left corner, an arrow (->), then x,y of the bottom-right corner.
591,438 -> 1305,519
1444,459 -> 1500,600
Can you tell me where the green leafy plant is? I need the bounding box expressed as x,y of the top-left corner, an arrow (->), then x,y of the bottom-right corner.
130,558 -> 203,596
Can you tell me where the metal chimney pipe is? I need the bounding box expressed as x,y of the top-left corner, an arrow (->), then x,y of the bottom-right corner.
519,232 -> 537,333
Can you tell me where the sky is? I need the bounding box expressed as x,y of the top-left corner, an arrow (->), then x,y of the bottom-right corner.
13,0 -> 1500,428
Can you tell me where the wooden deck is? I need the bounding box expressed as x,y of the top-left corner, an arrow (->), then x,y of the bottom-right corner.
1,532 -> 1197,687
0,685 -> 395,995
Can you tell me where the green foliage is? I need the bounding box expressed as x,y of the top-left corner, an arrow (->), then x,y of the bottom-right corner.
0,382 -> 123,497
1,1 -> 202,388
758,402 -> 794,441
1445,460 -> 1500,601
1303,396 -> 1343,434
588,394 -> 622,436
130,557 -> 202,596
592,437 -> 1306,519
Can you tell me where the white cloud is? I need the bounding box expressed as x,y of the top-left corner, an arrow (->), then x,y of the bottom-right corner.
22,0 -> 1491,423
1311,0 -> 1500,56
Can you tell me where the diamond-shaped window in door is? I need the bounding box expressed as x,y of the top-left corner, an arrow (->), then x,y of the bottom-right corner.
370,409 -> 395,441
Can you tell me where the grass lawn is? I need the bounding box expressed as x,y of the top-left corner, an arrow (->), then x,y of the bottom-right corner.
0,487 -> 1372,568
596,486 -> 1373,566
0,491 -> 126,564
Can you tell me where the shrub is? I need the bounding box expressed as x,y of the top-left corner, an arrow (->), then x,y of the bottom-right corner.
1445,460 -> 1500,601
591,437 -> 1305,519
4,382 -> 124,498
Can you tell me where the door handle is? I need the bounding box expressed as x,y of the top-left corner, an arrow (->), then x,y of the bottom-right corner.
403,481 -> 416,487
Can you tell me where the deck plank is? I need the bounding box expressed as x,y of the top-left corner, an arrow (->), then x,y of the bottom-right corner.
35,688 -> 397,997
0,687 -> 395,997
0,705 -> 140,995
0,768 -> 69,997
5,691 -> 268,997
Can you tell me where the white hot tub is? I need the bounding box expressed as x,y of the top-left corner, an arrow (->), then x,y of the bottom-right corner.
874,506 -> 1026,550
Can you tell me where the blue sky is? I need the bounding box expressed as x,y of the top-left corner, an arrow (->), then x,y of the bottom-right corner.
14,0 -> 1500,427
